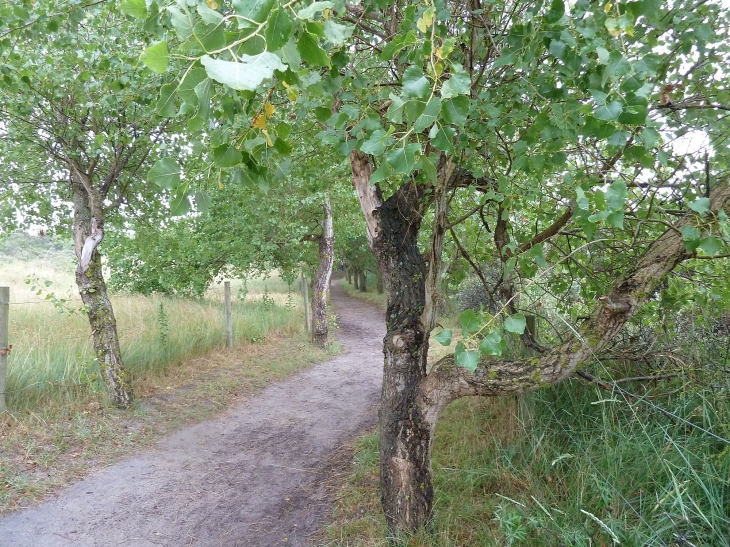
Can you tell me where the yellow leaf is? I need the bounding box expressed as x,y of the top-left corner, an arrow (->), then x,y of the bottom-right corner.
264,103 -> 275,119
323,8 -> 330,19
416,8 -> 435,32
434,46 -> 443,59
286,87 -> 299,101
252,114 -> 266,129
262,129 -> 273,147
218,182 -> 224,189
604,2 -> 612,12
207,0 -> 218,8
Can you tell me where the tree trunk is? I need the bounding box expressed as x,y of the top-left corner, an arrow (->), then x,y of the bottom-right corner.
350,150 -> 434,531
311,200 -> 334,348
358,269 -> 367,292
72,178 -> 133,408
346,268 -> 352,284
353,268 -> 360,290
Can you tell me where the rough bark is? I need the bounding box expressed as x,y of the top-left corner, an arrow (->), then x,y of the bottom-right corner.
350,150 -> 433,531
311,200 -> 334,348
72,177 -> 133,408
350,140 -> 730,535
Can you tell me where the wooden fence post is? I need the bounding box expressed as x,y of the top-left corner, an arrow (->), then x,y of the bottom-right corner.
301,272 -> 311,333
224,281 -> 233,349
0,287 -> 9,413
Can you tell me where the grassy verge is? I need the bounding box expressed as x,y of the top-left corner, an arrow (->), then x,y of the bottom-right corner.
323,307 -> 730,545
0,258 -> 333,514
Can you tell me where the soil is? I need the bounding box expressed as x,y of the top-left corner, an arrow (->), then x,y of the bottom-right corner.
0,276 -> 385,546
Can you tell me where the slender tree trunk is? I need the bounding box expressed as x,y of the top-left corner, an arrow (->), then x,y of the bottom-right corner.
353,268 -> 360,290
376,269 -> 384,294
72,179 -> 133,408
359,269 -> 367,292
311,200 -> 334,348
346,268 -> 352,284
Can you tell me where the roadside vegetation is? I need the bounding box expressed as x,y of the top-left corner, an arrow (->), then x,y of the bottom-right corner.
329,279 -> 730,546
0,233 -> 331,513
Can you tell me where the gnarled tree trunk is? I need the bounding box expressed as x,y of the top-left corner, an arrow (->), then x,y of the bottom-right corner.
72,176 -> 133,408
350,148 -> 730,535
311,200 -> 334,348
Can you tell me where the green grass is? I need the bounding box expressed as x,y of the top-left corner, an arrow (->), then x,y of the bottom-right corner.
0,255 -> 334,514
3,262 -> 305,411
340,273 -> 387,309
324,332 -> 730,546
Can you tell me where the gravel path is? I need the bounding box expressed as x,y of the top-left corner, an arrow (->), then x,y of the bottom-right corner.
0,277 -> 384,546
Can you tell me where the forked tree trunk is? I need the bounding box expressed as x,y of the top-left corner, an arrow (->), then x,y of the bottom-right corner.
350,149 -> 730,536
311,200 -> 334,348
72,179 -> 133,408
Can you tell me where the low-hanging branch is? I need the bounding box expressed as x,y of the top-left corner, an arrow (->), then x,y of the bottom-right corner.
418,179 -> 730,426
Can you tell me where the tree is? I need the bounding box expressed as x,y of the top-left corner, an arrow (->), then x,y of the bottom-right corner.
0,2 -> 176,406
141,0 -> 730,534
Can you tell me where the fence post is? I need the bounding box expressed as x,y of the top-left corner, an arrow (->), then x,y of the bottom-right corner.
0,287 -> 9,413
301,272 -> 311,333
224,281 -> 233,349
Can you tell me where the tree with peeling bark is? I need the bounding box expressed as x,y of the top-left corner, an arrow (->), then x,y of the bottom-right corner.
0,2 -> 176,407
142,0 -> 730,534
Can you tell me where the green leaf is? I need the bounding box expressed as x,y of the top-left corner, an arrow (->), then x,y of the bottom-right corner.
323,20 -> 353,45
441,71 -> 470,98
689,197 -> 711,215
232,0 -> 275,25
386,143 -> 420,174
178,68 -> 207,105
201,53 -> 287,91
193,20 -> 226,52
681,225 -> 702,252
594,101 -> 623,121
140,41 -> 169,74
504,313 -> 526,334
431,125 -> 455,154
213,143 -> 242,168
460,309 -> 481,335
413,97 -> 441,132
194,191 -> 213,214
402,66 -> 430,99
456,349 -> 480,372
434,329 -> 452,346
194,78 -> 211,120
297,32 -> 330,67
170,187 -> 191,216
479,331 -> 504,356
442,96 -> 469,127
699,236 -> 722,255
155,83 -> 177,117
297,1 -> 333,20
197,3 -> 224,24
265,9 -> 293,51
120,0 -> 147,19
360,129 -> 391,155
168,5 -> 194,40
148,158 -> 181,189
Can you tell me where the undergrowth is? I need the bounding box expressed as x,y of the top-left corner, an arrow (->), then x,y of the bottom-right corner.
327,284 -> 730,546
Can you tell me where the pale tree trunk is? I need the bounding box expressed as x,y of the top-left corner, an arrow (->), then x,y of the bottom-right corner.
311,200 -> 334,348
71,175 -> 133,408
350,148 -> 730,535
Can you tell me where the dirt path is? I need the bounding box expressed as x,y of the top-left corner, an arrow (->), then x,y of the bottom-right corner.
0,277 -> 384,547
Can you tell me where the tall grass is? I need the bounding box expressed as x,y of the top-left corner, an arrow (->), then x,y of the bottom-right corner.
2,259 -> 305,412
325,290 -> 730,546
